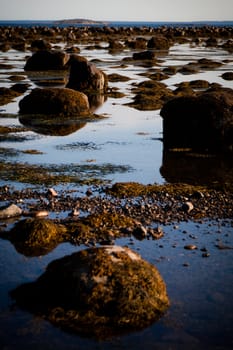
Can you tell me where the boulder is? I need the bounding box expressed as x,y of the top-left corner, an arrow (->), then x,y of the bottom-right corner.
11,246 -> 169,338
19,87 -> 90,116
66,55 -> 108,92
147,35 -> 170,50
160,87 -> 233,153
24,50 -> 70,71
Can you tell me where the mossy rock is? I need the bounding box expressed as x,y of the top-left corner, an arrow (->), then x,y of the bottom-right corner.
107,181 -> 208,197
10,218 -> 67,256
19,87 -> 90,116
11,246 -> 169,338
67,212 -> 138,244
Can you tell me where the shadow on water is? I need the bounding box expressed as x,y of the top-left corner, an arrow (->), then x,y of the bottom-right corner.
160,150 -> 233,188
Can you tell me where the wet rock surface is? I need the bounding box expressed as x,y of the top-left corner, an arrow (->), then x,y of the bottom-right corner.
11,245 -> 169,338
161,87 -> 233,153
19,87 -> 90,116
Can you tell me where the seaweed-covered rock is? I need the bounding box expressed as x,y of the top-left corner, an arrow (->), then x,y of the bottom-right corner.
19,87 -> 90,116
9,218 -> 67,256
66,55 -> 108,92
11,246 -> 169,338
160,87 -> 233,153
24,50 -> 70,71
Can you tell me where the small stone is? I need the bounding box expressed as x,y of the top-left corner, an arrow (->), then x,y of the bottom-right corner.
202,252 -> 210,257
69,209 -> 80,217
34,210 -> 49,218
182,201 -> 194,213
0,204 -> 22,219
48,188 -> 58,197
191,191 -> 204,199
184,244 -> 198,250
133,225 -> 147,240
86,189 -> 93,196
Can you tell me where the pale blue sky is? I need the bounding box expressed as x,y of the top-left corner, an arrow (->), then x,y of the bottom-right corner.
0,0 -> 232,21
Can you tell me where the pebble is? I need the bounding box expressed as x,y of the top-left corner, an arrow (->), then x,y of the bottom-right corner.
182,201 -> 194,213
47,188 -> 58,197
184,244 -> 198,250
34,210 -> 49,218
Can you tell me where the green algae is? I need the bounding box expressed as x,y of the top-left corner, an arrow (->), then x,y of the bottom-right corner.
67,212 -> 137,244
11,246 -> 169,339
9,218 -> 67,256
107,181 -> 209,197
0,161 -> 132,186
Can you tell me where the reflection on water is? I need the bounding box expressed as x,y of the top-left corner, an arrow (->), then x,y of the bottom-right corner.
19,114 -> 87,136
160,150 -> 233,187
0,219 -> 232,349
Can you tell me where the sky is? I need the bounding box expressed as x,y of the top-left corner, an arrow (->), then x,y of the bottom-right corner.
0,0 -> 233,22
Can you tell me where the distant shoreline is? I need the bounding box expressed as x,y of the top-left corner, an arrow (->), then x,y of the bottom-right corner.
53,18 -> 109,25
0,19 -> 232,28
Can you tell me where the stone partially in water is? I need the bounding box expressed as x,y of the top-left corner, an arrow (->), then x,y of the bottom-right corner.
9,218 -> 67,256
0,203 -> 22,219
160,87 -> 233,153
11,246 -> 169,339
19,87 -> 90,116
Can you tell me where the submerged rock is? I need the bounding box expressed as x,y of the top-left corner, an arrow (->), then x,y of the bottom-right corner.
11,246 -> 169,338
19,87 -> 90,116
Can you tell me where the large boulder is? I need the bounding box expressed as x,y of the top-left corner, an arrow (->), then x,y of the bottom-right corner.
24,50 -> 70,71
19,87 -> 90,116
66,55 -> 108,93
160,88 -> 233,153
11,246 -> 169,338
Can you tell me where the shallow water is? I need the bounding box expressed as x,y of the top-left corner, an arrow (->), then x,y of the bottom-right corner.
0,37 -> 233,349
0,219 -> 232,349
1,42 -> 233,188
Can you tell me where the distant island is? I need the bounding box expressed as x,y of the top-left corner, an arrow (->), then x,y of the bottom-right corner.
53,18 -> 108,25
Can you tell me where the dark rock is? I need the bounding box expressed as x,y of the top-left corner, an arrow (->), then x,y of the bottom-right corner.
9,218 -> 67,256
19,87 -> 90,116
222,72 -> 233,81
125,37 -> 147,50
160,87 -> 233,153
30,39 -> 52,51
133,51 -> 156,60
66,55 -> 108,93
11,246 -> 169,338
147,35 -> 170,50
24,50 -> 70,71
108,40 -> 125,51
